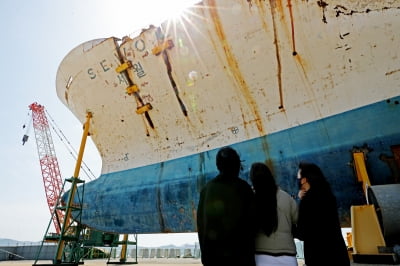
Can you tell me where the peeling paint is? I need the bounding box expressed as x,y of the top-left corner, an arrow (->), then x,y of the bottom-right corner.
386,69 -> 400,76
317,0 -> 328,23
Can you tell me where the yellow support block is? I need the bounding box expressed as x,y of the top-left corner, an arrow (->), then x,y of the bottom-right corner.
351,205 -> 386,254
353,152 -> 371,195
126,85 -> 139,95
120,234 -> 129,261
136,103 -> 152,114
116,61 -> 132,73
152,40 -> 174,55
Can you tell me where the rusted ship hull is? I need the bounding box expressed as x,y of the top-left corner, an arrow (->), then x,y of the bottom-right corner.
56,0 -> 400,233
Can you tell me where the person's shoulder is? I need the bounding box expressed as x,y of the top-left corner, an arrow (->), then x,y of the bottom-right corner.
236,177 -> 252,186
278,188 -> 293,198
277,189 -> 296,202
200,176 -> 219,190
235,178 -> 254,195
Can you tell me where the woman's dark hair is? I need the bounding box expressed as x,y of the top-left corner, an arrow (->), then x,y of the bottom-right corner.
298,162 -> 332,194
250,162 -> 278,236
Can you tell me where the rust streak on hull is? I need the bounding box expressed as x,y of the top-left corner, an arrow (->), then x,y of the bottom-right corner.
287,0 -> 297,55
208,0 -> 264,134
254,0 -> 270,33
269,0 -> 284,109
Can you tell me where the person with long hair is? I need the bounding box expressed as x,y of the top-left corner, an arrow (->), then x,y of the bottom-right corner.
250,162 -> 298,266
296,162 -> 350,266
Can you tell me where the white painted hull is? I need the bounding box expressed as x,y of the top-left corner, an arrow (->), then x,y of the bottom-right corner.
56,0 -> 400,233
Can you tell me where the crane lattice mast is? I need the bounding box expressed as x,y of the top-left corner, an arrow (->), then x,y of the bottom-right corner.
29,102 -> 64,234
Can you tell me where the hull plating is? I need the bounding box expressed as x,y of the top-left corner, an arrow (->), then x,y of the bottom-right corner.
76,97 -> 400,233
56,0 -> 400,233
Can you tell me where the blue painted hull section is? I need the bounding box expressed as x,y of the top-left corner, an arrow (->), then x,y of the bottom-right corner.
74,96 -> 400,233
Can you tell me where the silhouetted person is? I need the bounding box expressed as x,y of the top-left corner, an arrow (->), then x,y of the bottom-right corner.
250,162 -> 298,266
296,162 -> 350,266
197,147 -> 256,266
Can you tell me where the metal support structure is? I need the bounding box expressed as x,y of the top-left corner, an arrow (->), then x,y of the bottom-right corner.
350,152 -> 399,264
33,112 -> 92,266
113,38 -> 154,128
33,176 -> 86,266
107,234 -> 138,265
119,234 -> 129,263
353,152 -> 371,196
56,112 -> 92,265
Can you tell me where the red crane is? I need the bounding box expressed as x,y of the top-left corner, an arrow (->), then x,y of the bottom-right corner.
28,102 -> 64,234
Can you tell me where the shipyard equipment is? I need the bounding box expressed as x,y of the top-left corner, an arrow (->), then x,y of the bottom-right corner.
27,102 -> 65,235
25,104 -> 137,265
350,152 -> 400,264
28,107 -> 92,265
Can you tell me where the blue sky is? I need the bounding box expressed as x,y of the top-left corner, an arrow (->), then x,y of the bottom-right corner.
0,0 -> 198,246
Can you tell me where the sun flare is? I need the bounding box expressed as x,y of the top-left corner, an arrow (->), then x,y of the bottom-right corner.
141,0 -> 200,26
163,0 -> 200,21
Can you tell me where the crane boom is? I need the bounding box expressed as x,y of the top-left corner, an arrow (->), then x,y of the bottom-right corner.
29,102 -> 64,234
